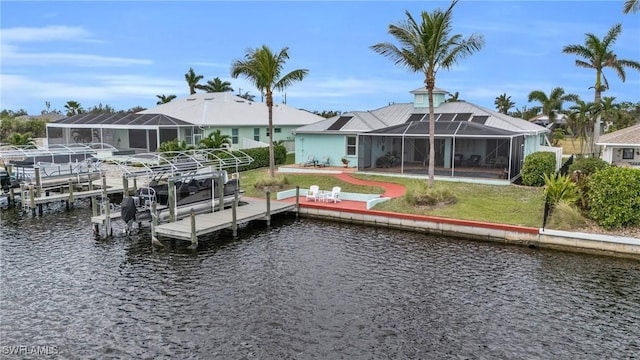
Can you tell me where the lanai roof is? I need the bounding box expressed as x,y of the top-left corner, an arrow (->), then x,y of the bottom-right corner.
368,120 -> 520,137
50,113 -> 192,126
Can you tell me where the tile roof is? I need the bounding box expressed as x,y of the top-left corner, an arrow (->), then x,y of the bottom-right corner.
597,123 -> 640,145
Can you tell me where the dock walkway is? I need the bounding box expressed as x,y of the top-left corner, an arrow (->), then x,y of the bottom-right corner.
155,198 -> 296,241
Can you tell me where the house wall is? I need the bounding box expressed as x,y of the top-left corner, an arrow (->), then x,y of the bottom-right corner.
295,134 -> 353,167
413,93 -> 446,109
604,145 -> 640,167
177,125 -> 298,150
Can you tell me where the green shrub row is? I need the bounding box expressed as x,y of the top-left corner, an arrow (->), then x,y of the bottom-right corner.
588,167 -> 640,229
521,151 -> 556,187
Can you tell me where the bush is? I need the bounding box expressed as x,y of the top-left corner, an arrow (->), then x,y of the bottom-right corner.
568,157 -> 609,176
405,182 -> 456,206
546,200 -> 587,231
235,145 -> 288,172
521,151 -> 556,187
254,172 -> 289,189
588,167 -> 640,229
543,173 -> 580,206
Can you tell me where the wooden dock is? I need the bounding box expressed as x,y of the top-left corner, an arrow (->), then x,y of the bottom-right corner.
154,198 -> 297,241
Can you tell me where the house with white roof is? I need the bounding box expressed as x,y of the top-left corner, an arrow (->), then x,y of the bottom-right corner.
293,87 -> 556,182
46,92 -> 323,152
596,123 -> 640,168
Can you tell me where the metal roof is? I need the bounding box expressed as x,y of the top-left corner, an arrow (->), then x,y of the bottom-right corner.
50,113 -> 192,126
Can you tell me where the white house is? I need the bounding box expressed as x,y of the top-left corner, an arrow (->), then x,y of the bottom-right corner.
596,123 -> 640,168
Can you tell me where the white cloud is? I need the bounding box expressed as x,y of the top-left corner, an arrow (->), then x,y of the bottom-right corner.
1,25 -> 94,43
191,62 -> 230,69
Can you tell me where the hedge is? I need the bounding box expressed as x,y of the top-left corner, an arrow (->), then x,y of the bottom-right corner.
521,151 -> 556,187
588,167 -> 640,229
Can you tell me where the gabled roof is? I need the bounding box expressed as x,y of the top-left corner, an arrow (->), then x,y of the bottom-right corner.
139,92 -> 323,127
597,123 -> 640,146
50,113 -> 191,126
295,99 -> 546,135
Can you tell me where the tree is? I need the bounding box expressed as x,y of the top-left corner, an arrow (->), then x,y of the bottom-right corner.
231,45 -> 309,177
562,23 -> 640,150
370,0 -> 484,187
446,91 -> 461,102
510,105 -> 541,120
184,67 -> 204,95
494,93 -> 515,114
88,103 -> 116,114
527,87 -> 578,125
64,101 -> 84,117
6,132 -> 36,147
156,94 -> 177,105
567,100 -> 596,154
237,91 -> 256,101
202,77 -> 234,93
623,0 -> 639,13
199,129 -> 231,149
126,106 -> 147,113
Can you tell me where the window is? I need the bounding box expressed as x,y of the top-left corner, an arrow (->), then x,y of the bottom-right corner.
274,128 -> 281,133
346,136 -> 357,156
254,128 -> 260,141
184,128 -> 193,145
231,128 -> 238,144
193,127 -> 202,145
622,148 -> 635,160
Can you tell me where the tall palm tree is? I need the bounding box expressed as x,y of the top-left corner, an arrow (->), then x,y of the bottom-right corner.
199,129 -> 231,149
494,93 -> 515,114
64,100 -> 84,117
562,23 -> 640,149
156,94 -> 177,105
527,87 -> 578,125
231,45 -> 308,177
624,0 -> 639,13
371,0 -> 484,187
202,77 -> 234,93
184,67 -> 204,95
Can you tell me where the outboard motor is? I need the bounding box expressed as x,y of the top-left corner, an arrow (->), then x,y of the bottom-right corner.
120,197 -> 137,234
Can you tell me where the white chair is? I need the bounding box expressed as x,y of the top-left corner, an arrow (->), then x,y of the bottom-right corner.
306,185 -> 319,201
325,186 -> 341,203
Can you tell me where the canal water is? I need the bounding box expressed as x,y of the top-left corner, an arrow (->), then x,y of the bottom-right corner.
1,204 -> 639,359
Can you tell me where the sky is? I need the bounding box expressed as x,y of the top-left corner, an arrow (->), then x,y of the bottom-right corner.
1,1 -> 639,116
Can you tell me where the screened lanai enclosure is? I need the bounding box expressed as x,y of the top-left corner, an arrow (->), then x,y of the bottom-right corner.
357,120 -> 525,181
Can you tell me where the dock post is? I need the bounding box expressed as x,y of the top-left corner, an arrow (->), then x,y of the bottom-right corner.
102,175 -> 107,195
168,179 -> 175,222
9,186 -> 15,207
122,176 -> 128,198
218,174 -> 224,212
190,208 -> 198,248
68,180 -> 74,209
34,166 -> 42,197
105,197 -> 112,237
29,185 -> 35,216
266,191 -> 271,227
133,177 -> 137,191
232,190 -> 238,238
295,186 -> 300,219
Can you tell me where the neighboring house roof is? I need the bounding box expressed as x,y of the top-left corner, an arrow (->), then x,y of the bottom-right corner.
294,100 -> 546,135
50,113 -> 192,126
139,92 -> 323,127
530,113 -> 569,125
596,123 -> 640,146
409,86 -> 449,94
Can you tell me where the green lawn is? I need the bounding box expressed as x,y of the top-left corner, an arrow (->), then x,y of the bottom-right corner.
239,169 -> 545,228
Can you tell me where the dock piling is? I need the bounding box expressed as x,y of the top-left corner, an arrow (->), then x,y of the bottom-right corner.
67,180 -> 74,209
266,191 -> 271,227
34,167 -> 42,197
105,197 -> 111,237
232,190 -> 238,238
29,184 -> 35,216
122,176 -> 128,198
295,186 -> 300,219
168,179 -> 175,222
190,208 -> 198,248
217,174 -> 224,212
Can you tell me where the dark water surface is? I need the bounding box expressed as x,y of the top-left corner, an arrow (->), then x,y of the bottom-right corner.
1,205 -> 639,359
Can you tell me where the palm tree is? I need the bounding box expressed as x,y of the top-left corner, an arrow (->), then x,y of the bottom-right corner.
64,100 -> 84,117
6,132 -> 36,147
446,91 -> 460,102
567,100 -> 596,154
156,94 -> 177,105
202,77 -> 234,93
231,45 -> 309,177
237,91 -> 256,101
494,93 -> 515,114
562,23 -> 640,150
510,105 -> 541,120
199,129 -> 231,149
527,87 -> 579,124
370,0 -> 484,187
624,0 -> 639,13
184,67 -> 204,95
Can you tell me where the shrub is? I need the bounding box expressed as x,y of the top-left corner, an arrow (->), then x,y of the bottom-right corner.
543,173 -> 580,206
546,200 -> 587,231
253,172 -> 289,189
568,157 -> 609,176
405,182 -> 456,206
588,167 -> 640,229
521,151 -> 556,187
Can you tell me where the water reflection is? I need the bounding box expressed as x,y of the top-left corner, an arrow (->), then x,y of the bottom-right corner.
1,207 -> 638,359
